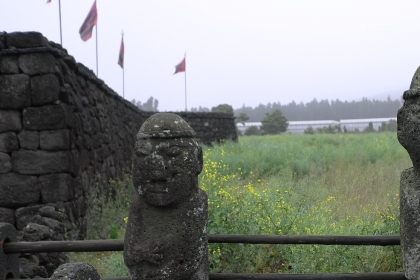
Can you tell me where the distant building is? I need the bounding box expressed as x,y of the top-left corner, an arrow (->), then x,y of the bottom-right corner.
288,120 -> 339,134
236,117 -> 397,134
340,117 -> 397,132
236,122 -> 262,134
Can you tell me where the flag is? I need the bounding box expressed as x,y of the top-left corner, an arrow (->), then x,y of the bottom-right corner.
118,37 -> 124,69
79,1 -> 98,41
174,58 -> 186,74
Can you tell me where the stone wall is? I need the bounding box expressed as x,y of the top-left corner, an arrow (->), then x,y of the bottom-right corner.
0,31 -> 237,269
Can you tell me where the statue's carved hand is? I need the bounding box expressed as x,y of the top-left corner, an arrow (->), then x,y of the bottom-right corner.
145,246 -> 163,265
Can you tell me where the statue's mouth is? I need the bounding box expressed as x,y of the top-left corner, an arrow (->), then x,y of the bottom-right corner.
147,180 -> 169,193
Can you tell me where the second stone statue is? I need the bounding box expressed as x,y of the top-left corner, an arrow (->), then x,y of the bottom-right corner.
124,113 -> 208,280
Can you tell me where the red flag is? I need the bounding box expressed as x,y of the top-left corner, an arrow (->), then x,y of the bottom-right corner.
118,37 -> 124,69
79,1 -> 98,42
174,58 -> 186,74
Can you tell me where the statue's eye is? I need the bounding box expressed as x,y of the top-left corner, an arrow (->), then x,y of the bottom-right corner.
167,147 -> 181,157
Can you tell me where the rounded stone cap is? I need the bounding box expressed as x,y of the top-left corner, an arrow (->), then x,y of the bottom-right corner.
137,113 -> 196,139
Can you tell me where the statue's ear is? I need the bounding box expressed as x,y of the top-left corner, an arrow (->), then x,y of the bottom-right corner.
196,146 -> 203,175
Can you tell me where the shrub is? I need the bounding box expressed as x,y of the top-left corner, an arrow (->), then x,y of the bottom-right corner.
212,104 -> 234,114
244,126 -> 261,136
304,126 -> 315,134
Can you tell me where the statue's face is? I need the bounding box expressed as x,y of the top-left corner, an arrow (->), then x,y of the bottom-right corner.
132,138 -> 203,206
398,97 -> 420,169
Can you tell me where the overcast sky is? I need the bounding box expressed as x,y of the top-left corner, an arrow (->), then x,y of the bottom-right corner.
2,1 -> 419,112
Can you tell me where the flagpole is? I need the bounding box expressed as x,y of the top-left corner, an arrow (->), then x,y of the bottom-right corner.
58,0 -> 62,45
184,53 -> 187,111
96,25 -> 98,76
122,31 -> 125,98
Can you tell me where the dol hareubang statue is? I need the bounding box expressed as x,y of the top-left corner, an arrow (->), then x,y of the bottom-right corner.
398,66 -> 420,280
124,113 -> 208,280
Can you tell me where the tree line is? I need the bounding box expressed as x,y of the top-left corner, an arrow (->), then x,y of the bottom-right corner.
235,97 -> 402,122
132,96 -> 402,122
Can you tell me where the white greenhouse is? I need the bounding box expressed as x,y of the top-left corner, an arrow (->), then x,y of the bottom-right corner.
236,117 -> 397,135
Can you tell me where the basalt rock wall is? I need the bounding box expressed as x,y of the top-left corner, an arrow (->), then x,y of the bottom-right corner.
0,32 -> 237,244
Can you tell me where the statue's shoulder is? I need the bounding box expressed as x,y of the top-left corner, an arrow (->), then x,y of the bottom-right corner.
401,167 -> 415,181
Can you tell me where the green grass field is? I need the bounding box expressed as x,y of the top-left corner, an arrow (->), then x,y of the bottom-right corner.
69,132 -> 411,276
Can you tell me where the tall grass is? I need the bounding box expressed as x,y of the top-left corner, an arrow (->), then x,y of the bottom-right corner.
68,132 -> 411,276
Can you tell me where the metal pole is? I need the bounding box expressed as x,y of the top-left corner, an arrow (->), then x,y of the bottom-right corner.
123,68 -> 125,98
122,31 -> 124,98
184,53 -> 187,111
58,0 -> 62,45
96,24 -> 98,76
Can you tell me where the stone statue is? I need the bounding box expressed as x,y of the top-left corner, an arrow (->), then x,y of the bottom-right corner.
398,66 -> 420,280
124,113 -> 208,280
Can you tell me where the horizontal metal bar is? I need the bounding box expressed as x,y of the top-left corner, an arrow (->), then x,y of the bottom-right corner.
209,235 -> 400,245
209,273 -> 406,279
3,235 -> 400,254
6,272 -> 407,280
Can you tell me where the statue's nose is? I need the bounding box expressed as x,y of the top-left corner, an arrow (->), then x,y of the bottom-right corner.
153,170 -> 165,178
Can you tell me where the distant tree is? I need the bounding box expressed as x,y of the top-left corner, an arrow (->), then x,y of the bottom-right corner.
379,119 -> 397,132
260,109 -> 288,135
316,126 -> 333,134
304,126 -> 315,134
386,119 -> 397,132
235,112 -> 250,125
190,106 -> 210,112
363,122 -> 375,133
131,96 -> 159,112
379,122 -> 387,132
343,126 -> 348,133
326,125 -> 335,134
335,124 -> 342,133
244,126 -> 261,136
212,104 -> 234,114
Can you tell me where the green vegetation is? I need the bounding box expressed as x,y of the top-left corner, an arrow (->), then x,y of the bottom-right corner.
236,112 -> 250,125
69,133 -> 410,276
211,103 -> 234,114
261,109 -> 288,135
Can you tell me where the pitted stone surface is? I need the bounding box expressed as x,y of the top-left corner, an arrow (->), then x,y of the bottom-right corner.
124,113 -> 208,280
23,104 -> 69,131
7,32 -> 49,48
31,74 -> 60,106
50,262 -> 100,280
17,130 -> 39,150
18,53 -> 55,75
0,55 -> 19,74
0,173 -> 40,207
137,113 -> 196,139
0,110 -> 21,133
0,152 -> 12,174
0,74 -> 30,109
0,208 -> 15,225
0,132 -> 18,152
39,129 -> 70,151
12,150 -> 71,175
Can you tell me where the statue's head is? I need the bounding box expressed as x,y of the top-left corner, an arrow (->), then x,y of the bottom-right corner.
398,66 -> 420,170
132,113 -> 203,206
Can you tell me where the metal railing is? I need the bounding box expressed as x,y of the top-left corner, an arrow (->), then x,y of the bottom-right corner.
3,234 -> 406,280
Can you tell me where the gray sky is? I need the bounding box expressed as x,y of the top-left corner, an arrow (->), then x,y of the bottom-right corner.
2,0 -> 419,112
